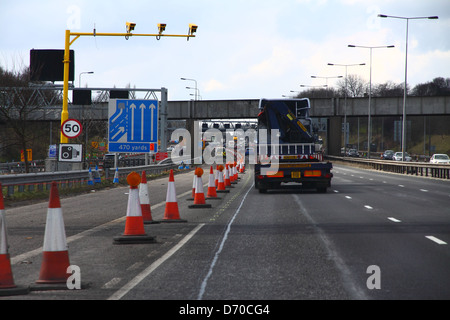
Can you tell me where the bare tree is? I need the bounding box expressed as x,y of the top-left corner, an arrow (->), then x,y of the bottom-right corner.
336,74 -> 368,98
0,66 -> 61,172
373,81 -> 404,97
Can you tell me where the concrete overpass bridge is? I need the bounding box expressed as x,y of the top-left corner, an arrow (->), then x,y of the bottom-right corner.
1,86 -> 449,155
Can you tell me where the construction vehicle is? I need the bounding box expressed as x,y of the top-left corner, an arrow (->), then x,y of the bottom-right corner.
254,98 -> 333,193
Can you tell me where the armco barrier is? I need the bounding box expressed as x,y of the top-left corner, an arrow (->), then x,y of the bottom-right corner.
0,162 -> 181,197
327,156 -> 450,179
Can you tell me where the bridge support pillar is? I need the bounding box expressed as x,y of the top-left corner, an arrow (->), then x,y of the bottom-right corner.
327,117 -> 342,156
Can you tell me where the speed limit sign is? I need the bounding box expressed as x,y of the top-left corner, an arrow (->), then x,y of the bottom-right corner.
61,119 -> 82,139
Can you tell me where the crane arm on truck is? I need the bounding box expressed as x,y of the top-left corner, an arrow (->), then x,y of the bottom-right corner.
259,99 -> 314,143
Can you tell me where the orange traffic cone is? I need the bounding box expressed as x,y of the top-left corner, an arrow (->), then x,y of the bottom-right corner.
113,172 -> 156,244
162,170 -> 187,222
36,182 -> 71,284
189,168 -> 211,208
239,161 -> 245,173
215,165 -> 219,188
139,171 -> 158,224
0,185 -> 14,290
0,184 -> 29,296
229,164 -> 235,183
187,173 -> 197,201
233,162 -> 239,181
206,166 -> 220,200
224,164 -> 232,187
216,165 -> 229,193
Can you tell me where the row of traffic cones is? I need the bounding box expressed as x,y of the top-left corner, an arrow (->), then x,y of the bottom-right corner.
113,168 -> 187,244
0,163 -> 246,296
115,163 -> 246,243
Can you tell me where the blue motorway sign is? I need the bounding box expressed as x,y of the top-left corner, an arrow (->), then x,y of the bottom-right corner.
108,99 -> 159,153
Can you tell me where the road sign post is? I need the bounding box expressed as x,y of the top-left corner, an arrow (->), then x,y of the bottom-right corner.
108,99 -> 159,153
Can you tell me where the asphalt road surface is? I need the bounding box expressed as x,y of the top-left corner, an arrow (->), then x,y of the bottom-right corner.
2,163 -> 449,304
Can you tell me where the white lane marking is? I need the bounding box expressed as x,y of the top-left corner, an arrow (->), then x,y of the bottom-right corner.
364,205 -> 373,210
293,195 -> 368,299
425,236 -> 447,245
398,185 -> 404,188
387,217 -> 401,223
127,262 -> 144,271
102,277 -> 121,289
333,190 -> 339,193
420,189 -> 428,192
197,181 -> 255,300
108,223 -> 205,300
345,196 -> 352,199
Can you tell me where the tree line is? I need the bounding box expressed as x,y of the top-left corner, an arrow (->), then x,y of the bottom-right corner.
297,75 -> 450,99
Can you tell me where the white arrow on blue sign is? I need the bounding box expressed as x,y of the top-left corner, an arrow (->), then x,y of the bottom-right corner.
108,99 -> 159,153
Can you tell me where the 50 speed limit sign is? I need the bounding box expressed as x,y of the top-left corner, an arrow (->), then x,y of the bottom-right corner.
61,119 -> 82,139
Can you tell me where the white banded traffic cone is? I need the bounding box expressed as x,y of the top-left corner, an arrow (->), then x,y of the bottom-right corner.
207,166 -> 220,200
36,182 -> 71,284
0,184 -> 29,296
189,168 -> 211,208
162,170 -> 187,222
187,173 -> 197,201
216,165 -> 229,193
114,172 -> 156,244
139,171 -> 158,224
224,164 -> 232,187
215,165 -> 219,188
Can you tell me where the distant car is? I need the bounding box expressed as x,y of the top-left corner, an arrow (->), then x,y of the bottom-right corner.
346,149 -> 359,157
430,154 -> 450,164
393,152 -> 412,161
381,150 -> 395,160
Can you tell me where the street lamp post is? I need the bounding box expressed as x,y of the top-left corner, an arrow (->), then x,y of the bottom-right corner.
310,75 -> 343,99
186,86 -> 201,100
378,14 -> 438,161
327,63 -> 366,155
181,78 -> 198,100
347,45 -> 394,158
79,71 -> 94,87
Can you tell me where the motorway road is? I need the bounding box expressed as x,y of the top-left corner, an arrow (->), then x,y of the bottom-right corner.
1,163 -> 450,302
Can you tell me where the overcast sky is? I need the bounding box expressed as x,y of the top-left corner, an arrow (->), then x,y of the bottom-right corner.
1,0 -> 448,101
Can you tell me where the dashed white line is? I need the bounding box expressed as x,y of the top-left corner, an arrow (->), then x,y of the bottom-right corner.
420,189 -> 428,192
364,205 -> 373,210
387,217 -> 401,223
398,185 -> 405,188
102,277 -> 122,289
425,236 -> 447,245
345,196 -> 352,199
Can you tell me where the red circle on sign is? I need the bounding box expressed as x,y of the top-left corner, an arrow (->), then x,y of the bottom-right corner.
61,119 -> 83,139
